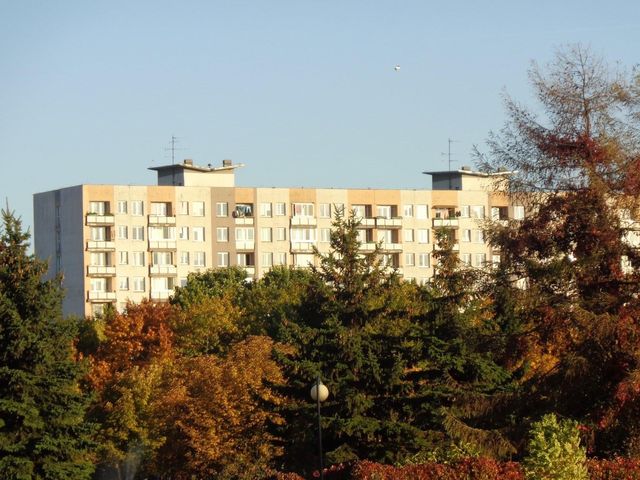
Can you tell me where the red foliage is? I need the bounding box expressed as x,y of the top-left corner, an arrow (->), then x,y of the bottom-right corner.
587,457 -> 640,480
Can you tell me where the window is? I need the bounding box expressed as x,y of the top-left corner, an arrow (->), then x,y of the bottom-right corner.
217,252 -> 229,267
132,226 -> 144,241
275,227 -> 286,241
216,227 -> 229,242
148,226 -> 175,240
474,230 -> 484,243
292,203 -> 314,217
131,201 -> 144,216
462,229 -> 471,242
275,202 -> 286,216
262,252 -> 273,267
89,201 -> 107,215
418,253 -> 430,268
235,227 -> 255,242
275,252 -> 287,266
492,254 -> 501,266
118,251 -> 128,265
152,251 -> 172,265
376,205 -> 392,218
234,204 -> 253,217
471,205 -> 485,219
90,278 -> 107,292
403,205 -> 413,217
90,227 -> 106,241
178,201 -> 189,215
132,277 -> 145,292
416,205 -> 428,219
461,253 -> 471,266
294,254 -> 314,267
290,228 -> 316,242
352,205 -> 367,218
117,201 -> 127,214
473,253 -> 486,267
260,227 -> 272,242
319,228 -> 331,243
90,252 -> 108,266
151,202 -> 168,216
192,227 -> 205,242
333,203 -> 345,216
117,225 -> 128,240
404,253 -> 415,266
216,202 -> 228,217
180,251 -> 190,265
259,203 -> 272,217
460,205 -> 470,218
119,277 -> 129,291
192,202 -> 205,216
178,227 -> 189,240
404,229 -> 414,242
377,229 -> 392,243
237,253 -> 254,267
319,203 -> 331,218
417,229 -> 429,244
132,251 -> 145,266
193,252 -> 206,267
513,206 -> 525,220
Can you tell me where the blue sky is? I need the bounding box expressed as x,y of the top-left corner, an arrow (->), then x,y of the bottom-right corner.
1,0 -> 638,234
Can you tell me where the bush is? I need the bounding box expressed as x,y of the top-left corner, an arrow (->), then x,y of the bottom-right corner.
523,413 -> 588,480
587,457 -> 640,480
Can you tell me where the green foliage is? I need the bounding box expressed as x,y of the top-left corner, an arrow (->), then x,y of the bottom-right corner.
170,265 -> 249,309
0,210 -> 94,479
523,413 -> 587,480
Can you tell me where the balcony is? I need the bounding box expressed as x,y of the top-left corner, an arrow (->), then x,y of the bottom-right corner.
234,217 -> 254,226
150,265 -> 178,276
86,213 -> 115,225
87,291 -> 117,302
87,266 -> 116,276
376,217 -> 402,228
290,242 -> 316,253
433,243 -> 460,252
357,218 -> 376,227
150,290 -> 173,301
291,216 -> 317,226
148,215 -> 176,225
359,242 -> 378,252
432,218 -> 459,228
243,266 -> 256,276
379,242 -> 402,252
236,240 -> 255,251
148,240 -> 177,250
86,241 -> 116,251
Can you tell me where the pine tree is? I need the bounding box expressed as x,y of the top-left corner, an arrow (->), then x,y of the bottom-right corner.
0,210 -> 94,479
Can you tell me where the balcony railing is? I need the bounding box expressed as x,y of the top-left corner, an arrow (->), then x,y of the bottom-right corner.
290,242 -> 316,253
86,241 -> 116,251
87,266 -> 116,276
148,240 -> 177,250
379,242 -> 402,252
433,243 -> 460,252
150,290 -> 173,301
148,215 -> 176,225
432,218 -> 459,228
234,217 -> 254,225
235,240 -> 255,251
358,242 -> 377,252
86,214 -> 115,225
357,218 -> 376,227
243,266 -> 256,276
376,217 -> 402,228
87,291 -> 117,301
291,216 -> 317,226
150,265 -> 178,276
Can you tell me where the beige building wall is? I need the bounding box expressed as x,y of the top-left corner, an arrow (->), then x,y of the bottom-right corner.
34,164 -> 518,317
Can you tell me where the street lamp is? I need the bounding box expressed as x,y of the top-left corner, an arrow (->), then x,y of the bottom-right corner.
310,376 -> 329,479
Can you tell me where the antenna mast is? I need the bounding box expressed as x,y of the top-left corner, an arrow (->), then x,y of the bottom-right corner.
441,138 -> 458,189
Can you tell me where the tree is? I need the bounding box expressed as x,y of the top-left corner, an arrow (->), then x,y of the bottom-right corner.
0,210 -> 94,479
477,45 -> 640,455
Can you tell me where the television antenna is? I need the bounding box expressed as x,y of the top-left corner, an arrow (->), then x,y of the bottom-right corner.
164,135 -> 187,186
441,138 -> 459,189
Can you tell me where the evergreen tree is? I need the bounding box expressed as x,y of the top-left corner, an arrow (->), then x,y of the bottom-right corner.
0,210 -> 94,479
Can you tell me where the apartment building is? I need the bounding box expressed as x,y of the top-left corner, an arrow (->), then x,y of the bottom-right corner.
33,160 -> 520,317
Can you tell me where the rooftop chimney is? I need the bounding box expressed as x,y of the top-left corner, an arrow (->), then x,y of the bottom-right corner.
222,159 -> 232,167
183,159 -> 193,166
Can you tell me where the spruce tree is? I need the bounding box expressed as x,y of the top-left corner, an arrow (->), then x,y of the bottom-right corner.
0,210 -> 94,479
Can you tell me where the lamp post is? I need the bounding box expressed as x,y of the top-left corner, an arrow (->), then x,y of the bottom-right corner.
310,376 -> 329,480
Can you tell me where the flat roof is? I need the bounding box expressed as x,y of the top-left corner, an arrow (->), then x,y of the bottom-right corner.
148,162 -> 244,174
423,169 -> 514,177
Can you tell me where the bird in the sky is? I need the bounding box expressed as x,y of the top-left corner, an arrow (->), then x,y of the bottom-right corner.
394,64 -> 401,71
